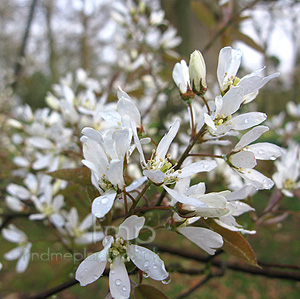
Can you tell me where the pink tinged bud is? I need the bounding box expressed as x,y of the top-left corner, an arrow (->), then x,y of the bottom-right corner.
189,50 -> 207,95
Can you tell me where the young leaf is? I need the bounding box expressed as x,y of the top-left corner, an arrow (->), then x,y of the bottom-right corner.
47,167 -> 92,186
204,219 -> 259,267
134,284 -> 170,299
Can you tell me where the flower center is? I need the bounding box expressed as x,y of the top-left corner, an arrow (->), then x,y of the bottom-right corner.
214,113 -> 232,127
222,75 -> 240,95
108,237 -> 130,264
283,178 -> 296,190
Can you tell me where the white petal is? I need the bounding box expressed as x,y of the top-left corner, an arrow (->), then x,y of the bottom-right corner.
107,159 -> 125,189
2,225 -> 27,243
143,169 -> 165,185
117,96 -> 141,126
16,243 -> 32,273
220,86 -> 244,116
113,129 -> 131,160
32,154 -> 52,170
81,127 -> 104,144
29,213 -> 46,221
27,137 -> 54,150
215,217 -> 256,234
156,119 -> 180,161
234,126 -> 269,151
4,246 -> 24,261
92,191 -> 116,218
75,232 -> 105,244
125,177 -> 148,192
178,160 -> 217,178
7,184 -> 30,200
217,47 -> 242,88
238,168 -> 274,190
5,196 -> 26,212
163,186 -> 206,207
172,60 -> 189,93
52,195 -> 65,212
24,173 -> 38,193
50,213 -> 65,227
127,245 -> 168,281
231,112 -> 267,131
75,251 -> 107,286
248,142 -> 282,160
13,156 -> 30,167
79,213 -> 94,231
230,151 -> 257,169
109,256 -> 130,299
118,216 -> 145,240
68,207 -> 79,228
178,227 -> 223,255
232,201 -> 255,216
186,182 -> 206,197
226,185 -> 255,201
204,113 -> 216,131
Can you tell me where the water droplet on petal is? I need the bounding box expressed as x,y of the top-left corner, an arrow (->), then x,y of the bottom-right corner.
144,261 -> 150,268
143,272 -> 149,278
122,286 -> 127,291
110,270 -> 115,274
115,279 -> 122,286
93,274 -> 98,280
84,268 -> 88,272
153,264 -> 158,269
162,275 -> 171,284
270,155 -> 276,160
101,197 -> 109,204
258,150 -> 264,155
204,164 -> 209,170
244,118 -> 249,124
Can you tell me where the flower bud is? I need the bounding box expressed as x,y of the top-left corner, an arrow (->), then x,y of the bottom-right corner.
189,50 -> 207,96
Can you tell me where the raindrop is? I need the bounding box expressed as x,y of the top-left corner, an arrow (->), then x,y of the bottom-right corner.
115,279 -> 122,286
258,150 -> 264,155
144,261 -> 150,268
93,274 -> 98,280
244,118 -> 249,124
84,268 -> 88,272
153,264 -> 158,269
122,286 -> 127,292
110,270 -> 115,274
101,197 -> 109,204
270,155 -> 276,161
204,164 -> 209,170
143,272 -> 149,278
161,276 -> 171,285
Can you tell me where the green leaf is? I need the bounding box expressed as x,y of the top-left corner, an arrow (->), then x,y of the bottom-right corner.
231,28 -> 265,53
204,219 -> 258,267
47,167 -> 93,186
134,284 -> 170,299
191,1 -> 216,28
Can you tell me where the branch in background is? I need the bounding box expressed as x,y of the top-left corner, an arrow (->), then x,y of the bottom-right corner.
12,0 -> 38,90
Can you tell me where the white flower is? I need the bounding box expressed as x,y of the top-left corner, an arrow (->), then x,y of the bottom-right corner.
64,207 -> 104,244
76,216 -> 169,299
29,183 -> 65,227
217,46 -> 280,101
228,126 -> 282,189
273,142 -> 300,197
204,86 -> 268,136
2,224 -> 32,273
135,119 -> 217,185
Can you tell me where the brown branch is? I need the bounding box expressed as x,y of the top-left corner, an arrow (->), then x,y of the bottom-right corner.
149,244 -> 300,282
12,0 -> 38,90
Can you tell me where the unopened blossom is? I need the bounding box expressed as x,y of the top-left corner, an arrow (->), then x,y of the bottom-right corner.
2,225 -> 32,273
273,142 -> 300,197
217,46 -> 280,101
172,60 -> 192,95
189,50 -> 207,95
76,216 -> 169,299
63,207 -> 104,244
228,126 -> 282,190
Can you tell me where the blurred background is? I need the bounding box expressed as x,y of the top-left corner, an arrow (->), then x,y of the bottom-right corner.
1,0 -> 299,111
